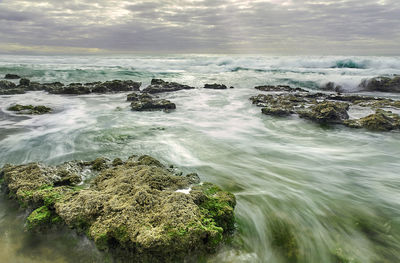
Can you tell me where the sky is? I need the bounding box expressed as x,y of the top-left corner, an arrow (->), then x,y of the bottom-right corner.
0,0 -> 399,55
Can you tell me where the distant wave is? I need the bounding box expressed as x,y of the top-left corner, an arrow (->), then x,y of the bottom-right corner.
331,59 -> 366,69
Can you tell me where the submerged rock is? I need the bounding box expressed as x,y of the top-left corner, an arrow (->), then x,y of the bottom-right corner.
128,92 -> 176,111
4,74 -> 21,79
7,104 -> 52,115
204,84 -> 227,90
142,79 -> 195,94
359,76 -> 400,93
0,155 -> 236,262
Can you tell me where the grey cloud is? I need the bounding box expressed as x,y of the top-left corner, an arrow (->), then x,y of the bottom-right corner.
0,0 -> 399,54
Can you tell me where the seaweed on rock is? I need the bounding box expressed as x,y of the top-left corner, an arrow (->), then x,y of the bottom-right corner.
0,155 -> 236,262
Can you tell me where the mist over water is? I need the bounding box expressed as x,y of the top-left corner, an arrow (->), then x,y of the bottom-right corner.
1,55 -> 400,262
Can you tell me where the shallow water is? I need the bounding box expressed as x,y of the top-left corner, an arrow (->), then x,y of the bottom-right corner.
1,55 -> 400,262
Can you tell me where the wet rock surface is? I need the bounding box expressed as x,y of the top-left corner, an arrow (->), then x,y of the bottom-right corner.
0,155 -> 236,262
128,92 -> 176,111
4,74 -> 21,79
204,84 -> 227,90
7,104 -> 52,115
250,85 -> 400,131
1,79 -> 142,95
359,76 -> 400,92
142,79 -> 195,94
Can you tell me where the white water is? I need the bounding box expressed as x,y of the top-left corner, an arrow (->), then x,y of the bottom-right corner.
1,55 -> 400,263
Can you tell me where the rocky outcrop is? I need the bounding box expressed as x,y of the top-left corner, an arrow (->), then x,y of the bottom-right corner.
7,104 -> 52,115
204,84 -> 227,90
4,74 -> 21,79
344,109 -> 400,131
359,76 -> 400,93
250,85 -> 400,131
255,85 -> 308,93
0,79 -> 142,95
0,155 -> 236,262
142,79 -> 195,94
298,102 -> 349,124
128,92 -> 176,111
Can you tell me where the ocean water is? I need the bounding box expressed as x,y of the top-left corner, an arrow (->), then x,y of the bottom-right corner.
0,55 -> 400,262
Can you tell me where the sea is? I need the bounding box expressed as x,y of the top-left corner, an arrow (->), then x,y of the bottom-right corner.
0,55 -> 400,262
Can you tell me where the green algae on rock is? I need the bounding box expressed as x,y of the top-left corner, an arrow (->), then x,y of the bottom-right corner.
0,155 -> 236,262
7,104 -> 52,115
250,85 -> 400,131
344,109 -> 400,131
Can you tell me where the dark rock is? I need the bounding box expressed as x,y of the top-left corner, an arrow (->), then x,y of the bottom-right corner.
255,85 -> 308,92
7,104 -> 52,115
48,84 -> 91,95
4,74 -> 21,79
127,92 -> 153,102
92,80 -> 141,93
359,76 -> 400,93
19,78 -> 31,86
131,98 -> 176,111
262,106 -> 293,116
142,79 -> 195,94
0,80 -> 17,90
322,82 -> 344,93
204,84 -> 227,90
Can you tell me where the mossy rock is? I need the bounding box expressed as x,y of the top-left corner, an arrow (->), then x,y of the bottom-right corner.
344,110 -> 400,131
1,156 -> 236,262
7,104 -> 52,115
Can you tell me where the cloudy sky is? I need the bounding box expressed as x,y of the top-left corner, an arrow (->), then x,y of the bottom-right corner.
0,0 -> 399,55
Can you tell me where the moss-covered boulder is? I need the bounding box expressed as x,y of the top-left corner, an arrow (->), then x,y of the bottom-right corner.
359,76 -> 400,93
0,155 -> 236,262
7,104 -> 52,115
298,102 -> 349,124
344,109 -> 400,131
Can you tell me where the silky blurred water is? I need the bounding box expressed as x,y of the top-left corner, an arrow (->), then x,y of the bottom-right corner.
1,55 -> 400,262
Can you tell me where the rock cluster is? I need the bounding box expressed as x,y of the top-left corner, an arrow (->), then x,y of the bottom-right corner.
0,79 -> 141,95
141,79 -> 195,94
127,92 -> 176,111
250,86 -> 400,131
7,104 -> 52,115
0,155 -> 236,262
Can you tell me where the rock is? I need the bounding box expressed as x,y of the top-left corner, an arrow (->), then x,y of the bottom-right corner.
359,76 -> 400,93
322,82 -> 344,93
48,83 -> 91,95
19,78 -> 31,86
142,79 -> 195,94
255,85 -> 308,93
344,109 -> 400,131
249,87 -> 400,131
92,80 -> 141,93
204,84 -> 227,90
128,92 -> 176,111
0,80 -> 17,90
131,98 -> 176,112
298,102 -> 349,124
7,104 -> 52,115
262,106 -> 293,116
0,155 -> 236,262
4,74 -> 21,79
